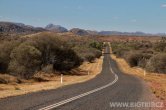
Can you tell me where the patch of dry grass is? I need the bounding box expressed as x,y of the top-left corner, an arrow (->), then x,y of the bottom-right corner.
0,57 -> 103,99
111,55 -> 166,102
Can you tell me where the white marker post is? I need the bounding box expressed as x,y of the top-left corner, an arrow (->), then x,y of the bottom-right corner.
61,74 -> 63,84
143,57 -> 146,77
144,70 -> 146,76
88,71 -> 90,75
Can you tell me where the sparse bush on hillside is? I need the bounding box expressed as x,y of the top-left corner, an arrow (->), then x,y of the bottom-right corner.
146,53 -> 166,73
8,43 -> 42,79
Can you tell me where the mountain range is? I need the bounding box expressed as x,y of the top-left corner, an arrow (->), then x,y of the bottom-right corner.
0,22 -> 46,34
0,21 -> 165,37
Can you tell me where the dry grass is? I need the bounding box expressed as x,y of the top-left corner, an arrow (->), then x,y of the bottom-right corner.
0,57 -> 103,99
111,55 -> 166,102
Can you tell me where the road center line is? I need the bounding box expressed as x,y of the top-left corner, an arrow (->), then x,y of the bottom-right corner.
39,61 -> 118,110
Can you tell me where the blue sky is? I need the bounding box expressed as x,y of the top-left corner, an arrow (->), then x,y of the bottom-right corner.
0,0 -> 166,33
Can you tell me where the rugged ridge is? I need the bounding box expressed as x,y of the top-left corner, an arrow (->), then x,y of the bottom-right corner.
0,22 -> 46,34
69,28 -> 89,36
45,24 -> 68,33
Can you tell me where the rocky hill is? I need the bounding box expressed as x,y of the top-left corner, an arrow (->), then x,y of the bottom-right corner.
69,28 -> 89,36
0,22 -> 46,34
0,22 -> 46,39
45,24 -> 68,33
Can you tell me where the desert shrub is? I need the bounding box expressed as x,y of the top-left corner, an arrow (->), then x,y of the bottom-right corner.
112,39 -> 166,74
0,41 -> 20,73
146,53 -> 166,73
137,53 -> 153,68
41,64 -> 54,73
125,52 -> 143,67
0,74 -> 21,84
26,33 -> 65,66
111,42 -> 131,57
53,48 -> 82,71
0,32 -> 102,78
8,43 -> 42,79
153,38 -> 166,52
73,45 -> 102,63
111,41 -> 153,54
94,49 -> 102,58
89,41 -> 103,51
113,48 -> 129,58
85,54 -> 95,63
28,34 -> 83,72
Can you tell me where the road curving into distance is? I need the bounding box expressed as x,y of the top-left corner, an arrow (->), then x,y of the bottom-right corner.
0,45 -> 158,110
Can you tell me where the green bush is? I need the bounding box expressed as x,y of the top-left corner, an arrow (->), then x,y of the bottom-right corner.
111,39 -> 166,74
94,49 -> 102,58
85,54 -> 95,63
0,41 -> 20,73
73,45 -> 102,62
146,53 -> 166,73
137,53 -> 152,68
113,48 -> 128,58
0,32 -> 102,78
8,43 -> 42,79
125,52 -> 143,67
28,34 -> 83,72
26,33 -> 65,66
53,48 -> 82,71
153,41 -> 166,52
89,41 -> 103,51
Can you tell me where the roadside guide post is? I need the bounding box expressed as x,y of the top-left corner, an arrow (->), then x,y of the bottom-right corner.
61,74 -> 63,84
144,70 -> 146,77
88,69 -> 90,75
143,57 -> 146,77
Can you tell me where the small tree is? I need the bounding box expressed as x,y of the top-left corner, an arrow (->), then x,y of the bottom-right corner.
89,41 -> 103,51
153,41 -> 166,52
53,48 -> 82,72
85,54 -> 95,63
0,41 -> 20,73
125,52 -> 143,67
8,43 -> 42,79
146,53 -> 166,73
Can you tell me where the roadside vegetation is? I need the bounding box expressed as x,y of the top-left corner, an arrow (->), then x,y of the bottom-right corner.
0,32 -> 103,81
111,37 -> 166,74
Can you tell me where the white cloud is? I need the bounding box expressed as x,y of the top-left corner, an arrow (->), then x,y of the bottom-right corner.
161,4 -> 166,8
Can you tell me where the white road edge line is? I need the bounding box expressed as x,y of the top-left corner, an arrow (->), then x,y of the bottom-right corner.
39,61 -> 118,110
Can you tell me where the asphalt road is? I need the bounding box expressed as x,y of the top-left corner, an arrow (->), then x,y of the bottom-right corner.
0,46 -> 157,110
